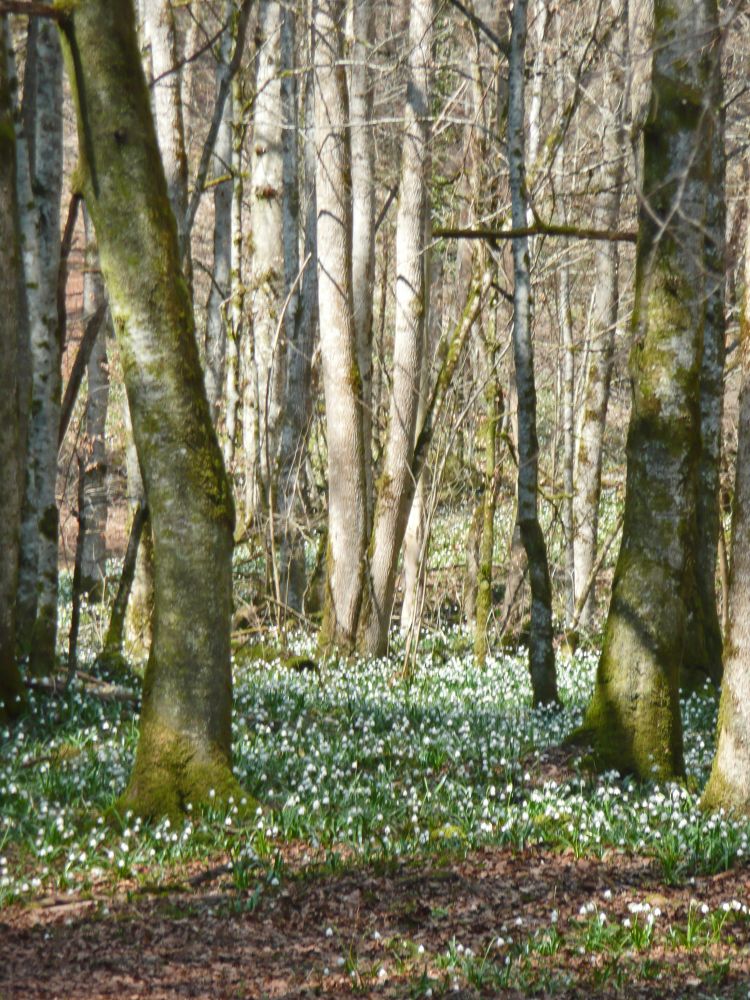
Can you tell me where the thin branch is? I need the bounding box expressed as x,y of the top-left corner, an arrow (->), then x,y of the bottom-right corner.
0,1 -> 65,20
434,223 -> 637,244
570,510 -> 624,631
443,0 -> 509,55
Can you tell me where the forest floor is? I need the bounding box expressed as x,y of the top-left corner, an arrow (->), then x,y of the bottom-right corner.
4,836 -> 750,998
2,601 -> 750,998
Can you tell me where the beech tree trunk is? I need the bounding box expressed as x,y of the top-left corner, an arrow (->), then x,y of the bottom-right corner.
143,0 -> 189,258
15,14 -> 63,675
204,0 -> 234,424
572,0 -> 626,627
61,0 -> 238,818
350,0 -> 375,529
314,0 -> 368,649
357,0 -> 432,656
580,0 -> 716,780
702,164 -> 750,813
0,18 -> 26,722
275,10 -> 316,615
247,0 -> 286,518
507,0 -> 558,706
682,55 -> 725,691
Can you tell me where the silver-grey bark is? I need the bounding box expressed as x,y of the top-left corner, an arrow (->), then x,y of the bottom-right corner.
15,13 -> 63,675
507,0 -> 557,705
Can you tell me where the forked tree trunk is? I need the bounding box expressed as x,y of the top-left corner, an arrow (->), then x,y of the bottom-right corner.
0,18 -> 27,722
357,0 -> 432,656
61,0 -> 239,818
702,166 -> 750,813
580,0 -> 716,780
314,0 -> 368,650
507,0 -> 557,706
15,14 -> 63,676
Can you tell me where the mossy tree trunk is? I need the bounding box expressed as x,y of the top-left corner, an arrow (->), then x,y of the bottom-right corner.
507,0 -> 558,706
702,165 -> 750,813
580,0 -> 717,780
60,0 -> 238,818
0,16 -> 27,723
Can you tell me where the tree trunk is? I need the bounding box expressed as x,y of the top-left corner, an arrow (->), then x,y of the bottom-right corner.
681,55 -> 725,692
247,0 -> 286,519
276,18 -> 316,615
475,332 -> 502,663
80,208 -> 110,600
143,0 -> 189,259
314,0 -> 368,650
0,17 -> 27,722
507,0 -> 557,706
350,0 -> 375,530
702,164 -> 750,812
580,0 -> 716,780
357,0 -> 432,657
61,0 -> 239,818
204,0 -> 234,424
223,66 -> 245,469
15,14 -> 64,676
572,0 -> 625,627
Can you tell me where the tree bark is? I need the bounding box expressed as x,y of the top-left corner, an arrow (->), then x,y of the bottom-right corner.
60,0 -> 238,817
357,0 -> 432,656
204,0 -> 235,424
702,164 -> 750,813
0,17 -> 27,722
80,207 -> 110,600
143,0 -> 189,259
572,0 -> 626,627
350,0 -> 375,530
681,50 -> 725,692
247,0 -> 286,519
15,13 -> 63,676
275,14 -> 316,615
580,0 -> 716,780
507,0 -> 557,706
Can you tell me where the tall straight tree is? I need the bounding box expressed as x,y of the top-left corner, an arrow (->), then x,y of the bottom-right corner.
579,0 -> 717,779
314,0 -> 369,649
507,0 -> 557,706
0,17 -> 27,722
60,0 -> 238,817
246,0 -> 286,519
358,0 -> 433,655
702,164 -> 750,813
15,11 -> 63,675
572,0 -> 626,627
